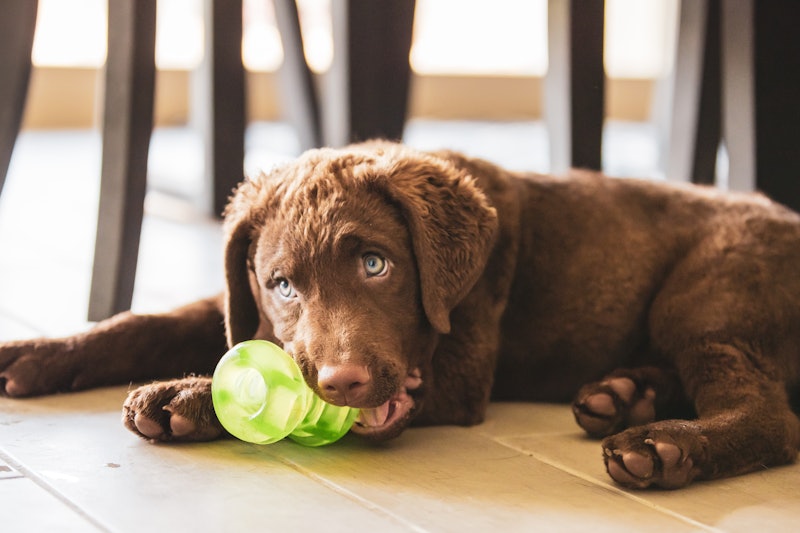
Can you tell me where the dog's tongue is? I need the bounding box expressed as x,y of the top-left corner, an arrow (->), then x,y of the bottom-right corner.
356,401 -> 391,427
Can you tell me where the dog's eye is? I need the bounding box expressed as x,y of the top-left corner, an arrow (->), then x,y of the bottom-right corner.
276,278 -> 296,298
363,253 -> 388,277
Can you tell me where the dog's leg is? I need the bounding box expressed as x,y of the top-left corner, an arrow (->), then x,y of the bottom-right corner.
0,295 -> 227,397
601,342 -> 800,489
572,366 -> 695,437
412,330 -> 499,428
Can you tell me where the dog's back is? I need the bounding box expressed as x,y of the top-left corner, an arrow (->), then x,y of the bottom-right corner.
440,152 -> 800,408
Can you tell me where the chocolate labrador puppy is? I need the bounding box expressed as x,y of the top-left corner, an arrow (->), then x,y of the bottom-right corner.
1,142 -> 799,489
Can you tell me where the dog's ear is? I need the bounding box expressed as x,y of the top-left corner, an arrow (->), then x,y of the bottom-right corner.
377,153 -> 498,334
221,173 -> 272,347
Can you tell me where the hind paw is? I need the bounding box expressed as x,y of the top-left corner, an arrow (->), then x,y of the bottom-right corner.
601,422 -> 704,489
122,377 -> 225,443
572,377 -> 656,437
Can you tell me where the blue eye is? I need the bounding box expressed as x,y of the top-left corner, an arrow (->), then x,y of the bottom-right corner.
363,254 -> 388,277
276,278 -> 296,298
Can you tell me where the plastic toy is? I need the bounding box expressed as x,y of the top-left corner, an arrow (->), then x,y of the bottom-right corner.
211,340 -> 359,446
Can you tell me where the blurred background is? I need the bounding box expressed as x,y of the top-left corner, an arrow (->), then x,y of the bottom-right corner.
0,0 -> 709,336
22,0 -> 675,178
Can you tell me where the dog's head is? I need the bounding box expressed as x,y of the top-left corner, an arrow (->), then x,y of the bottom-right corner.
222,142 -> 498,440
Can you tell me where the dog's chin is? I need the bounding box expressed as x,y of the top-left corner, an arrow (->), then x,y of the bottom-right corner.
349,369 -> 422,442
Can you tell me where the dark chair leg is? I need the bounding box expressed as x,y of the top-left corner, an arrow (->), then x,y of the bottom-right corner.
273,0 -> 322,151
324,0 -> 416,147
88,0 -> 157,321
671,0 -> 800,211
194,0 -> 246,218
545,0 -> 605,173
208,0 -> 246,217
666,0 -> 721,185
689,0 -> 721,186
0,0 -> 38,196
750,0 -> 800,212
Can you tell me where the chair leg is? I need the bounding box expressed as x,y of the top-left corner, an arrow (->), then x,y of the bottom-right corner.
192,0 -> 246,218
545,0 -> 605,173
666,0 -> 721,185
670,0 -> 800,210
719,0 -> 754,192
207,0 -> 246,217
675,0 -> 722,185
324,0 -> 416,147
750,0 -> 800,212
690,0 -> 721,186
88,0 -> 157,321
273,0 -> 322,151
0,0 -> 38,196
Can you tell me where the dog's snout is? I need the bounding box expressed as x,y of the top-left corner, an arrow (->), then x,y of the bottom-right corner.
317,364 -> 371,406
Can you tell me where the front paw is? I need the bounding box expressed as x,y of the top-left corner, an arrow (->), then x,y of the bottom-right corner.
572,377 -> 656,437
123,377 -> 226,443
601,422 -> 704,489
0,339 -> 83,397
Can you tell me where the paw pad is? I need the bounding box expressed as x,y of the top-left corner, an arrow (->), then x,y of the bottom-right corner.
573,377 -> 656,437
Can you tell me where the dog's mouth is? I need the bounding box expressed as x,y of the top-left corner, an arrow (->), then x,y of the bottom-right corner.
349,368 -> 423,440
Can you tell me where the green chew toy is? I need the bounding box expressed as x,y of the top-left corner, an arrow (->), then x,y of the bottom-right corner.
211,340 -> 359,446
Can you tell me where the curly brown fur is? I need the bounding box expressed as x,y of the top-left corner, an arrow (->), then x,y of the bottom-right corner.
2,141 -> 799,489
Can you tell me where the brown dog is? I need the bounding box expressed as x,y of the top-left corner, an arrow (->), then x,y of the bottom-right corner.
1,142 -> 799,489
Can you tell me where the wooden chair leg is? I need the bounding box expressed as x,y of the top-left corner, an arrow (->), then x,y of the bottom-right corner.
666,0 -> 721,185
193,0 -> 246,218
690,0 -> 721,186
0,0 -> 38,196
750,0 -> 800,211
208,0 -> 246,217
670,0 -> 800,210
545,0 -> 605,173
88,0 -> 157,321
273,0 -> 323,151
324,0 -> 416,147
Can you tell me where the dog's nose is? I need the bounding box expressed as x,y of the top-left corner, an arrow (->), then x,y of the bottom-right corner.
317,364 -> 371,406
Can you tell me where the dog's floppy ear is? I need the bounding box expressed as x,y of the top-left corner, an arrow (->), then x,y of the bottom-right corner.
221,173 -> 273,347
377,153 -> 498,334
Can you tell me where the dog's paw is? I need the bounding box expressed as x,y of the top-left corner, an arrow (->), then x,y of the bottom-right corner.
572,377 -> 656,437
601,422 -> 704,489
122,377 -> 226,443
0,339 -> 85,397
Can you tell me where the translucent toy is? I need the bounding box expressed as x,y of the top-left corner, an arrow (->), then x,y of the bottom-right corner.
211,340 -> 359,446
